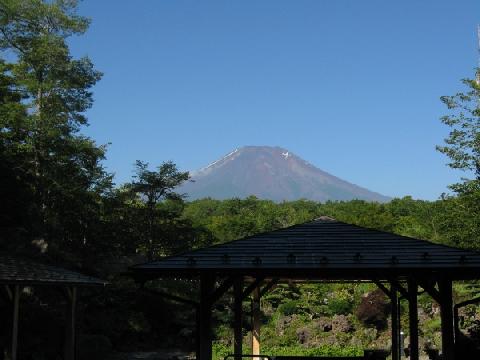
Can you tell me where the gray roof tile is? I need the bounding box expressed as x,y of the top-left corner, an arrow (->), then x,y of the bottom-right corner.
132,219 -> 480,280
0,255 -> 106,286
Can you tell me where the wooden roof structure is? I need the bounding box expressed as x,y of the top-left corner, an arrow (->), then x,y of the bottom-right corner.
130,217 -> 480,360
0,255 -> 106,360
0,255 -> 106,286
132,217 -> 480,280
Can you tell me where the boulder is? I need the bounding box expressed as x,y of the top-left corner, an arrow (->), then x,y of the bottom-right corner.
332,314 -> 354,333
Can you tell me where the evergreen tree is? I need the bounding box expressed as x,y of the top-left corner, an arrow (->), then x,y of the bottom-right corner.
0,0 -> 111,260
129,160 -> 190,260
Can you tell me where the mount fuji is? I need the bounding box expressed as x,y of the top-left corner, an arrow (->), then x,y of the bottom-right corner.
178,146 -> 390,203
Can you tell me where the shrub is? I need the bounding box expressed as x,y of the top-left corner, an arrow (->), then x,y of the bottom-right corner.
328,298 -> 353,315
212,343 -> 363,360
278,300 -> 300,316
213,342 -> 232,360
355,289 -> 389,330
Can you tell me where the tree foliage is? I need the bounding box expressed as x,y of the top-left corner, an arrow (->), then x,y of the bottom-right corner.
1,1 -> 480,358
435,71 -> 480,248
128,161 -> 190,259
0,0 -> 110,261
437,72 -> 480,192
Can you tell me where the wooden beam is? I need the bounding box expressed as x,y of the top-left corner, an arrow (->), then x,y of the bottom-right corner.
419,280 -> 441,303
390,285 -> 399,360
199,274 -> 215,360
408,279 -> 419,360
242,278 -> 264,300
233,277 -> 243,360
397,295 -> 403,358
65,286 -> 77,360
374,280 -> 392,298
195,306 -> 200,360
455,295 -> 480,308
260,278 -> 279,297
11,285 -> 20,360
252,286 -> 261,360
391,280 -> 410,300
439,279 -> 455,360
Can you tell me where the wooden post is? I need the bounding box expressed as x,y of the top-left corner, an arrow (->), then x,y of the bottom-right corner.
391,285 -> 399,360
195,305 -> 201,360
65,287 -> 78,360
233,277 -> 243,360
252,286 -> 260,359
439,279 -> 455,360
398,297 -> 403,358
199,274 -> 215,360
408,279 -> 419,360
11,285 -> 20,360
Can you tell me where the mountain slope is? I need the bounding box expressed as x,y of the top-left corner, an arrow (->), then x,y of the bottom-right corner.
178,146 -> 390,202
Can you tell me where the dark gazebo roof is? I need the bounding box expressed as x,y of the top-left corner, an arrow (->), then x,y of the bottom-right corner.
0,255 -> 106,286
132,218 -> 480,281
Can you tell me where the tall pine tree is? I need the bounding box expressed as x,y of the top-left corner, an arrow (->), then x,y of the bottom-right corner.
0,0 -> 111,262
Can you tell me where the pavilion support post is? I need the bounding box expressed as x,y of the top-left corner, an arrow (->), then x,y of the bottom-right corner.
408,279 -> 419,360
199,274 -> 215,360
439,279 -> 455,360
11,285 -> 20,360
233,277 -> 243,360
398,296 -> 403,358
195,305 -> 200,360
376,281 -> 400,360
252,286 -> 261,359
64,287 -> 78,360
390,285 -> 399,360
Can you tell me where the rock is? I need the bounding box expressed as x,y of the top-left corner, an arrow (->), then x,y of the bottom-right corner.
363,327 -> 378,341
296,327 -> 311,344
332,314 -> 354,333
276,315 -> 294,335
314,317 -> 332,332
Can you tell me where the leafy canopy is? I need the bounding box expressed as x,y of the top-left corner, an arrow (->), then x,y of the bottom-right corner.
0,0 -> 109,259
437,72 -> 480,192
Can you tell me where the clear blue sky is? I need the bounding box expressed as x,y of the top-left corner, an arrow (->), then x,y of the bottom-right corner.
70,0 -> 479,200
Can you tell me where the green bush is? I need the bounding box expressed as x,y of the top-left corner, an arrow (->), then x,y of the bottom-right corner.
213,343 -> 232,360
278,300 -> 300,316
424,318 -> 441,333
355,289 -> 389,330
212,343 -> 363,360
328,298 -> 353,315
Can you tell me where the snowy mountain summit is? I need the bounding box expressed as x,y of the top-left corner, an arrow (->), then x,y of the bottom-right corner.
178,146 -> 390,202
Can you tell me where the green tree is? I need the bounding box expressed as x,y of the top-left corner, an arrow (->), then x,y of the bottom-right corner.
0,0 -> 111,260
435,71 -> 480,249
129,160 -> 190,259
436,72 -> 480,192
0,59 -> 31,251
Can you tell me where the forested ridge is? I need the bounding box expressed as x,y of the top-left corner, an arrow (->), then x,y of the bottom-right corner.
1,1 -> 480,359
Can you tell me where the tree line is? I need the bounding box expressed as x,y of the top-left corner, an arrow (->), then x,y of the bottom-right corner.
0,1 -> 479,358
0,0 -> 479,273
